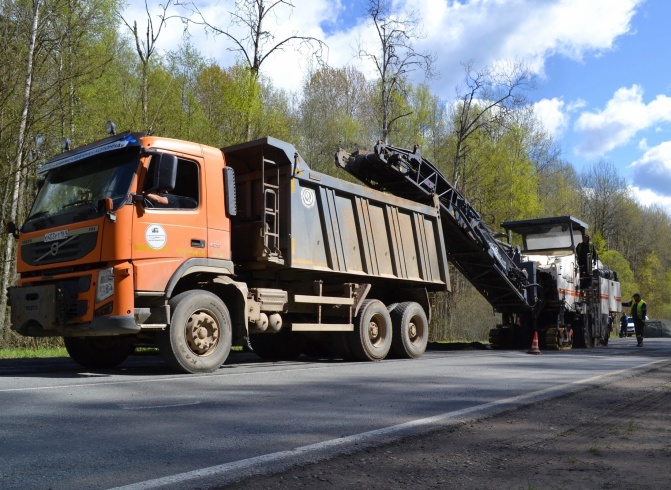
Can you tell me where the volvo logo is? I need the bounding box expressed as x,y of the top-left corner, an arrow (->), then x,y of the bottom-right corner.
35,235 -> 77,263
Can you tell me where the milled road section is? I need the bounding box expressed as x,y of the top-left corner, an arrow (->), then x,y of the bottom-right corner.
220,344 -> 671,490
1,337 -> 668,490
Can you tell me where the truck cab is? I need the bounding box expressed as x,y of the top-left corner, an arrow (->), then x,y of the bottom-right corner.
8,131 -> 244,371
498,216 -> 621,349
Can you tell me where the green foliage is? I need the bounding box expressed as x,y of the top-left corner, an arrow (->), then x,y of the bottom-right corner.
0,347 -> 67,359
639,252 -> 662,306
298,66 -> 375,173
600,249 -> 637,299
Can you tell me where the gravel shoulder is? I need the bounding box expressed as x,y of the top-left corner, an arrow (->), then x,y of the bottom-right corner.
221,360 -> 671,489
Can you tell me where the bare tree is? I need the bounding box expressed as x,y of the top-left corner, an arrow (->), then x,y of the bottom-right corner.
178,0 -> 325,77
358,0 -> 435,144
177,0 -> 325,139
451,60 -> 532,189
580,159 -> 630,241
120,0 -> 172,128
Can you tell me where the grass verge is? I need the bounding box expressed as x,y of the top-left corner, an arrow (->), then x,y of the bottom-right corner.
0,347 -> 68,359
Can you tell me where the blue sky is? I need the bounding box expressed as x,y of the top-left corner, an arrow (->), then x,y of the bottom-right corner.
125,0 -> 671,212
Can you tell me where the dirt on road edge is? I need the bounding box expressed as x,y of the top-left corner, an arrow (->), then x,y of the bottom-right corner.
220,361 -> 671,490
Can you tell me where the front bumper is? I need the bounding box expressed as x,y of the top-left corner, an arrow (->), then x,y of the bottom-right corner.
8,284 -> 139,337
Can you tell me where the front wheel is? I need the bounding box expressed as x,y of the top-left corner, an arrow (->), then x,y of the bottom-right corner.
64,336 -> 135,369
157,290 -> 232,373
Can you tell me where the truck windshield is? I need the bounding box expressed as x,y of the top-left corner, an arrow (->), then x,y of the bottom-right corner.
523,224 -> 576,253
23,153 -> 139,232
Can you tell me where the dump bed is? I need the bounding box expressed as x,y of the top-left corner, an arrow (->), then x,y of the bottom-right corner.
222,137 -> 449,291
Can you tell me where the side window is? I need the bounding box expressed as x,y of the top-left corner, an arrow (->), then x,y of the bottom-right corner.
144,157 -> 199,209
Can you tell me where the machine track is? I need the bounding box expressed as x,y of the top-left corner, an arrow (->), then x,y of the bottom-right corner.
544,326 -> 573,350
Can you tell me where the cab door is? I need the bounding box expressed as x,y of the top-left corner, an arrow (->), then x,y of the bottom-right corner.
132,155 -> 207,292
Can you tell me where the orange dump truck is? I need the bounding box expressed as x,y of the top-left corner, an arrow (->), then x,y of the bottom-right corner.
7,130 -> 449,372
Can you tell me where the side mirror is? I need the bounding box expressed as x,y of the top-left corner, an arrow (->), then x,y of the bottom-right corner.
97,198 -> 117,223
97,198 -> 114,213
223,166 -> 237,217
150,153 -> 178,193
5,221 -> 18,238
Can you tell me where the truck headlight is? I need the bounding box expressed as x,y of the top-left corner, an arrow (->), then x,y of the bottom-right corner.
96,267 -> 114,303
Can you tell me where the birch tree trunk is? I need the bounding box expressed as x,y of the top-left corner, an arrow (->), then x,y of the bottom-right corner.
0,0 -> 41,339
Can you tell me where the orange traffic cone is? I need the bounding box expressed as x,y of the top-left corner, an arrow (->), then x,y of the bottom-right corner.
527,331 -> 542,355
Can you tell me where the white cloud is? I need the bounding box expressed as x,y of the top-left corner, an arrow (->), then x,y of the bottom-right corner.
629,141 -> 671,194
566,99 -> 587,112
121,0 -> 643,99
629,186 -> 671,216
533,98 -> 568,138
573,85 -> 671,157
411,0 -> 642,95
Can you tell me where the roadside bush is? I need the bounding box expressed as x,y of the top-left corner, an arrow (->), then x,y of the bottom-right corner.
430,278 -> 498,342
0,330 -> 64,350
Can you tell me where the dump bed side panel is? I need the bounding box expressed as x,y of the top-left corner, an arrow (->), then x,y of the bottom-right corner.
289,175 -> 448,288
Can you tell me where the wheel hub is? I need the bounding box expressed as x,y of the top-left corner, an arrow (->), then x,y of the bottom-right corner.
186,311 -> 220,355
368,321 -> 379,340
408,321 -> 417,340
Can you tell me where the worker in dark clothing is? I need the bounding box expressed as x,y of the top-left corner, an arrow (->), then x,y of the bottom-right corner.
145,190 -> 181,208
619,312 -> 628,338
629,293 -> 647,347
602,315 -> 613,345
576,234 -> 597,288
145,189 -> 196,208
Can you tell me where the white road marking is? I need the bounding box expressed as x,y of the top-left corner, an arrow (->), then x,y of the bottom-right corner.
118,401 -> 201,410
108,359 -> 667,490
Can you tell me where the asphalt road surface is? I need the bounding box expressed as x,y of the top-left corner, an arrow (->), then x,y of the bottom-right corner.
1,337 -> 668,490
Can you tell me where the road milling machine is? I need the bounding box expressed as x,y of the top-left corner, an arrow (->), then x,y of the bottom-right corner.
336,142 -> 622,350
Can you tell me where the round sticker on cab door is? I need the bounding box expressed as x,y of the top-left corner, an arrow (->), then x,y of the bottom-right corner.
145,224 -> 167,250
301,188 -> 316,209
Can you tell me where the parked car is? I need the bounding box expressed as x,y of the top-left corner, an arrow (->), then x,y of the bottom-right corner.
626,317 -> 635,336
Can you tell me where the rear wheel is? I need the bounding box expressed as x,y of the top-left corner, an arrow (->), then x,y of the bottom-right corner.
348,299 -> 392,361
157,290 -> 232,373
390,302 -> 428,358
64,336 -> 135,369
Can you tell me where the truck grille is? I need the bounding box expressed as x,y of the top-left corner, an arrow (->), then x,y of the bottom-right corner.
21,227 -> 98,266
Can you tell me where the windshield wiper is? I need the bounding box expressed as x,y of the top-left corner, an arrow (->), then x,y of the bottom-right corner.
62,199 -> 97,210
23,210 -> 50,225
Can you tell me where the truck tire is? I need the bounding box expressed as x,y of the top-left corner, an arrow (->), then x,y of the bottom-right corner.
348,299 -> 392,361
64,336 -> 135,369
390,302 -> 428,358
157,290 -> 232,373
